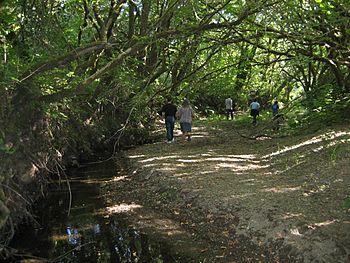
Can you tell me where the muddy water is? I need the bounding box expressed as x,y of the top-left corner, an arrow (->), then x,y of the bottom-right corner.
8,160 -> 178,263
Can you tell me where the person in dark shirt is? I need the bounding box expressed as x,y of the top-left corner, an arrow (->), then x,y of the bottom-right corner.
272,100 -> 279,116
160,98 -> 177,143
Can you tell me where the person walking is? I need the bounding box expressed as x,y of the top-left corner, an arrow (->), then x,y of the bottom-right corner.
178,98 -> 194,142
250,98 -> 260,125
160,97 -> 177,143
272,100 -> 279,116
272,100 -> 283,130
225,97 -> 234,120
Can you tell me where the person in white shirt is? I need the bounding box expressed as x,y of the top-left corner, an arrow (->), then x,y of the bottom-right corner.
178,99 -> 194,142
225,97 -> 234,120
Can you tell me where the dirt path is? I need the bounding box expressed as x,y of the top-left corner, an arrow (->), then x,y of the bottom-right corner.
101,119 -> 350,262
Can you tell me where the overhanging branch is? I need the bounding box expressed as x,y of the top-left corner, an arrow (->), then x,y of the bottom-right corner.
40,43 -> 146,103
19,42 -> 113,83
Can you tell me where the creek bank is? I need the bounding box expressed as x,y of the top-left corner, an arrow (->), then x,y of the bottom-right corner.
6,160 -> 185,263
101,120 -> 350,262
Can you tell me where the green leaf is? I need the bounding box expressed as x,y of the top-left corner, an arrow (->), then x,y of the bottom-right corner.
343,196 -> 350,209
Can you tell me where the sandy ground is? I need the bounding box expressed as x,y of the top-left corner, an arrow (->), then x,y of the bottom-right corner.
101,119 -> 350,262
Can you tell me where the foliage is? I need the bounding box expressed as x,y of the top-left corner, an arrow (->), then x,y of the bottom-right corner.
343,195 -> 350,209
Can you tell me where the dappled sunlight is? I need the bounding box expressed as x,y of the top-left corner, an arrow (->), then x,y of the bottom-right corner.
150,218 -> 184,236
215,162 -> 268,171
132,151 -> 271,178
128,154 -> 146,158
191,126 -> 213,136
106,175 -> 130,183
199,153 -> 212,157
290,228 -> 303,236
263,186 -> 301,194
263,130 -> 350,158
176,158 -> 201,163
143,163 -> 160,168
312,220 -> 338,227
240,178 -> 257,183
192,133 -> 210,139
238,178 -> 262,186
204,156 -> 259,163
306,220 -> 339,230
274,161 -> 307,175
160,166 -> 178,171
198,171 -> 214,175
282,213 -> 304,219
106,203 -> 142,214
173,172 -> 191,178
312,137 -> 350,153
264,137 -> 322,158
110,123 -> 350,263
231,193 -> 256,199
140,155 -> 180,163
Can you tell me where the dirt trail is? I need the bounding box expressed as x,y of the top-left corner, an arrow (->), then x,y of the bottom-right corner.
102,120 -> 350,262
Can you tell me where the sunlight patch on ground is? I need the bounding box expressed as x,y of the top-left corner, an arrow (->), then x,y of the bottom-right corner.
128,154 -> 146,158
263,186 -> 301,193
204,156 -> 259,163
143,163 -> 159,168
173,172 -> 191,178
312,138 -> 350,153
216,162 -> 269,171
256,136 -> 272,141
264,137 -> 323,158
263,131 -> 350,158
176,159 -> 201,163
231,193 -> 256,199
290,228 -> 303,236
171,154 -> 262,167
225,154 -> 257,159
192,133 -> 210,138
311,219 -> 338,227
106,175 -> 130,183
199,171 -> 214,175
106,203 -> 142,214
282,213 -> 304,219
160,166 -> 178,171
139,163 -> 185,171
139,155 -> 180,163
134,153 -> 268,174
240,178 -> 257,183
199,153 -> 212,157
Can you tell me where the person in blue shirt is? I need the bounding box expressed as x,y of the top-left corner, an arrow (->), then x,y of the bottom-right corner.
272,101 -> 279,116
250,98 -> 260,125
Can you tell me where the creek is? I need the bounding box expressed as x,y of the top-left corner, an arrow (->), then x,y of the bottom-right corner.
7,159 -> 181,263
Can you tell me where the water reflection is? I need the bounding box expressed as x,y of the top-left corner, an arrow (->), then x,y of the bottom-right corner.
7,161 -> 177,263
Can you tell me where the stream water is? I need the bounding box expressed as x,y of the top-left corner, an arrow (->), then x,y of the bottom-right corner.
7,160 -> 180,263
